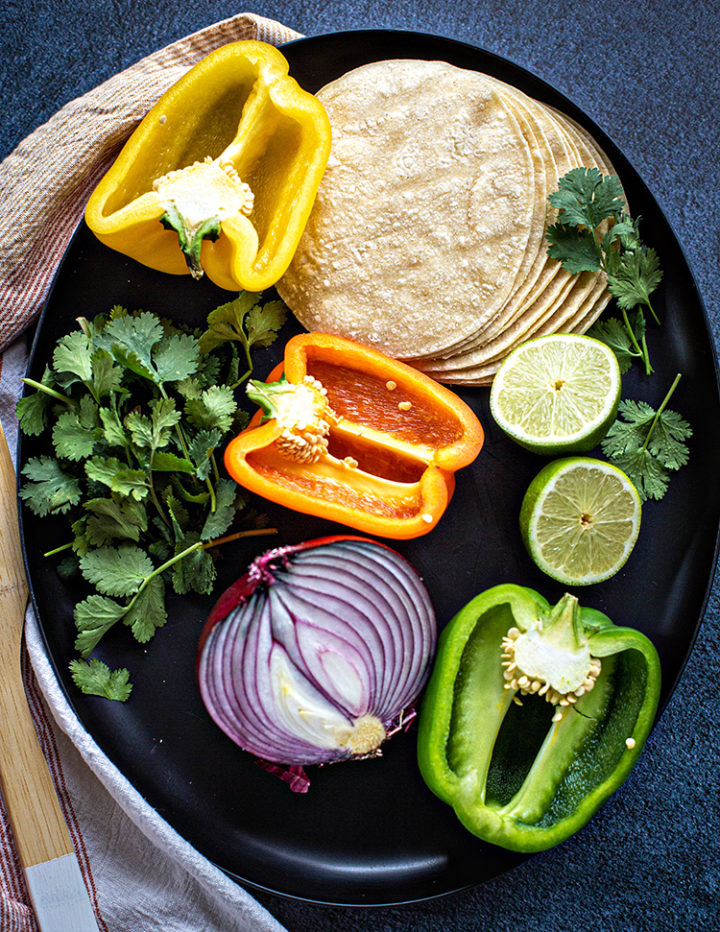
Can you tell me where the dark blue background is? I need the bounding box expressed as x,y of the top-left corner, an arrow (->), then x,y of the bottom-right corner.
2,2 -> 719,930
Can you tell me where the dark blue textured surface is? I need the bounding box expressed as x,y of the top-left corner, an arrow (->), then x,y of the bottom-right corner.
2,2 -> 719,930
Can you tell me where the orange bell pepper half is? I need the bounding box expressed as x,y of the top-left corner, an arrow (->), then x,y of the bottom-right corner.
224,333 -> 484,539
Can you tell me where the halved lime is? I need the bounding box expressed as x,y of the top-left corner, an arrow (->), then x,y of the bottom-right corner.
490,334 -> 621,454
520,457 -> 642,586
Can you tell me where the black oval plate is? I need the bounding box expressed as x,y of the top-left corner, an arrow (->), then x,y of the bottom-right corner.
18,30 -> 720,907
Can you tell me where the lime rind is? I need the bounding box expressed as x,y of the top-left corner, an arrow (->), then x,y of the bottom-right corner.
520,457 -> 642,586
490,334 -> 621,455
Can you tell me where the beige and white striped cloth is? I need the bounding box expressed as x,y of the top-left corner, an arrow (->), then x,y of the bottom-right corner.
0,13 -> 301,930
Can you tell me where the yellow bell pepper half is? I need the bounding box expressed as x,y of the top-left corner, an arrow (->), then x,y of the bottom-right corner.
85,41 -> 332,292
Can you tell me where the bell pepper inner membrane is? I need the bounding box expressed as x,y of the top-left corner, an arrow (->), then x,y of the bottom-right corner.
102,79 -> 259,216
306,359 -> 466,448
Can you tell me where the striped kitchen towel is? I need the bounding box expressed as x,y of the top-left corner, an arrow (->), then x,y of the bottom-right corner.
0,12 -> 299,930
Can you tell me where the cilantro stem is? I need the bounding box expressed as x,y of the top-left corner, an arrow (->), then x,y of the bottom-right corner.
618,308 -> 645,359
641,373 -> 682,452
122,527 -> 280,614
640,333 -> 652,374
21,378 -> 74,405
200,527 -> 278,550
232,369 -> 253,390
591,228 -> 606,266
43,542 -> 73,557
206,477 -> 217,513
646,296 -> 661,327
619,308 -> 652,375
158,382 -> 218,508
119,539 -> 206,617
232,334 -> 254,389
147,452 -> 169,526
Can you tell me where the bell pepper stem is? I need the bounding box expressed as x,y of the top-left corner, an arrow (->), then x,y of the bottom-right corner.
161,207 -> 221,280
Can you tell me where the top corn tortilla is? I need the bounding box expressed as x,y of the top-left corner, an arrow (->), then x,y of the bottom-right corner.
276,59 -> 537,359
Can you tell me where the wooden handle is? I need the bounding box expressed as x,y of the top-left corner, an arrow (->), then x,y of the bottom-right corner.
0,421 -> 74,867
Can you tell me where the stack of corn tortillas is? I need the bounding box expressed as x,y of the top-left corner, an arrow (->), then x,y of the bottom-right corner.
277,59 -> 619,385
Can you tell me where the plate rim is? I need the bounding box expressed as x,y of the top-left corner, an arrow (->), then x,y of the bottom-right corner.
16,26 -> 720,907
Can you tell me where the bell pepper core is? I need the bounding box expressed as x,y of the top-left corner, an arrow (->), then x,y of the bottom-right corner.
85,41 -> 331,291
417,584 -> 661,852
223,333 -> 484,539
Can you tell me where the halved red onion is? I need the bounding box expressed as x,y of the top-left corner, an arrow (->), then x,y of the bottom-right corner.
197,536 -> 437,766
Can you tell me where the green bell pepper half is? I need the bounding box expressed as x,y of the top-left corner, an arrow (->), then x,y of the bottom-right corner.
417,584 -> 661,852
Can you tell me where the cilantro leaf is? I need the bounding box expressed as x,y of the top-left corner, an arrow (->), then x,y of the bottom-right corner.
53,331 -> 93,385
164,489 -> 191,533
645,406 -> 692,469
125,398 -> 180,454
16,367 -> 55,435
546,223 -> 601,273
150,451 -> 195,474
187,428 -> 223,481
197,292 -> 262,354
99,406 -> 130,450
122,411 -> 154,451
96,312 -> 164,381
74,594 -> 127,656
85,456 -> 148,500
123,576 -> 167,643
172,542 -> 216,595
52,396 -> 101,461
197,292 -> 287,366
79,545 -> 155,597
16,392 -> 50,436
185,385 -> 237,432
608,446 -> 671,501
69,658 -> 132,701
607,247 -> 664,313
201,478 -> 237,540
245,300 -> 287,348
83,497 -> 148,546
152,332 -> 201,383
548,167 -> 625,230
91,350 -> 125,398
57,554 -> 79,579
602,212 -> 643,254
174,376 -> 204,401
196,350 -> 222,388
20,457 -> 81,516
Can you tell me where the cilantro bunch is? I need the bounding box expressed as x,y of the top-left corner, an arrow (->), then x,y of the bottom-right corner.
17,293 -> 286,700
546,167 -> 663,374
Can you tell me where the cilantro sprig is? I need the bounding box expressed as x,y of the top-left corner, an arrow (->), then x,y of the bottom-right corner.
601,374 -> 692,500
18,294 -> 286,700
546,168 -> 663,374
